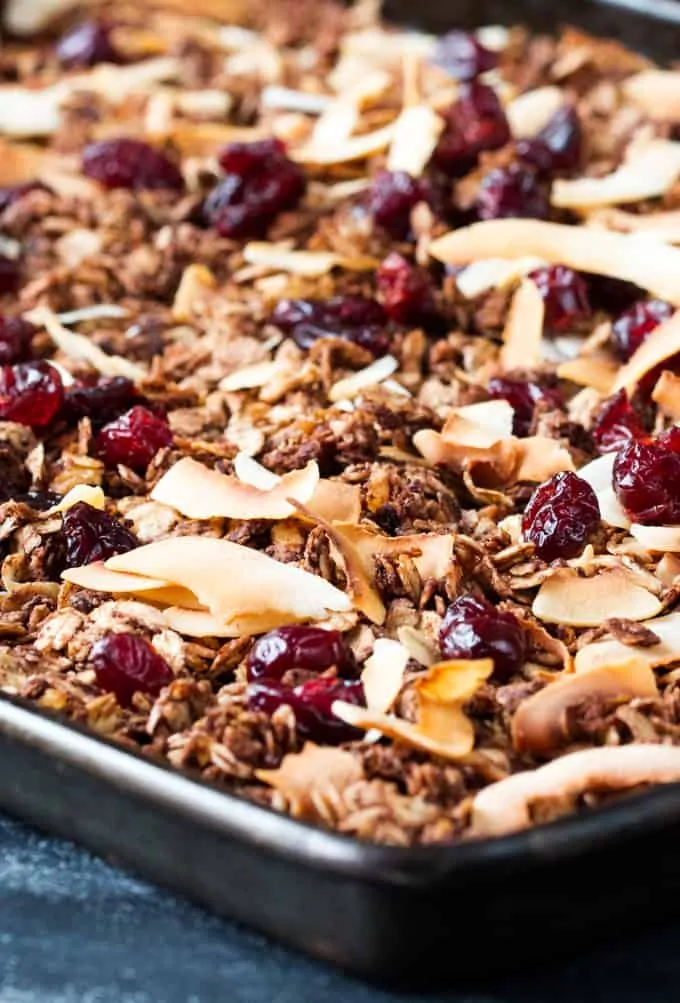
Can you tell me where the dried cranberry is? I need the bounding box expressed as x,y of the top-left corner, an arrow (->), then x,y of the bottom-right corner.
62,501 -> 138,568
0,361 -> 63,428
203,138 -> 305,239
95,405 -> 173,473
0,254 -> 21,295
610,299 -> 674,361
271,295 -> 389,357
0,182 -> 50,214
0,316 -> 34,364
613,438 -> 680,524
82,139 -> 185,191
656,426 -> 680,453
476,164 -> 549,221
522,471 -> 600,561
591,390 -> 646,455
516,106 -> 582,175
64,376 -> 143,427
247,625 -> 356,681
91,633 -> 174,707
439,594 -> 526,682
366,170 -> 428,240
376,252 -> 437,326
433,82 -> 510,177
57,20 -> 122,67
247,677 -> 365,744
487,377 -> 563,437
528,265 -> 591,332
432,30 -> 498,80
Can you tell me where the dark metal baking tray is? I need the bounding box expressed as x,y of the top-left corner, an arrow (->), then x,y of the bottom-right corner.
4,0 -> 680,985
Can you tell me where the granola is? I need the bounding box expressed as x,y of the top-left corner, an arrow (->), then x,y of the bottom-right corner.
3,0 -> 680,844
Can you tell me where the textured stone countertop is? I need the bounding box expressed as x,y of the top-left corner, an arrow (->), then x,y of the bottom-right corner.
0,812 -> 674,1003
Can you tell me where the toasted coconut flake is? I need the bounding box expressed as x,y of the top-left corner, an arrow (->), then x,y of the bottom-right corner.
256,745 -> 363,819
242,243 -> 377,276
506,86 -> 564,139
532,569 -> 662,627
396,625 -> 438,666
0,140 -> 49,186
499,278 -> 544,371
26,306 -> 145,382
46,485 -> 105,515
442,400 -> 514,446
612,309 -> 680,392
623,70 -> 680,121
511,656 -> 658,754
386,104 -> 443,177
653,371 -> 680,420
471,744 -> 680,837
630,523 -> 680,553
3,0 -> 79,34
513,436 -> 575,482
429,220 -> 680,305
62,562 -> 172,595
552,140 -> 680,209
307,479 -> 362,524
232,452 -> 279,490
657,554 -> 680,588
414,427 -> 518,484
261,86 -> 331,115
556,354 -> 618,393
590,207 -> 680,243
292,120 -> 397,166
150,456 -> 319,520
575,612 -> 680,672
328,355 -> 398,403
333,658 -> 493,760
219,360 -> 285,392
172,264 -> 217,322
57,305 -> 129,325
55,229 -> 103,270
454,257 -> 547,299
106,537 -> 351,623
361,638 -> 409,713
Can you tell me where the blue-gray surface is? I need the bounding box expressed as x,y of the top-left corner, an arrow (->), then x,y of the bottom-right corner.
0,812 -> 674,1003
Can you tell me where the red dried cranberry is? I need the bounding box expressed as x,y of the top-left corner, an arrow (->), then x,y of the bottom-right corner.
367,170 -> 428,240
613,438 -> 680,524
203,138 -> 305,239
95,405 -> 173,472
91,632 -> 174,707
516,106 -> 582,175
57,20 -> 122,67
247,676 -> 365,744
432,30 -> 498,80
433,82 -> 510,177
522,471 -> 600,561
0,182 -> 50,214
247,625 -> 356,681
0,316 -> 34,364
271,296 -> 389,357
62,501 -> 138,568
82,139 -> 184,191
656,426 -> 680,453
476,164 -> 548,221
64,376 -> 142,428
376,252 -> 437,326
528,265 -> 591,332
439,594 -> 526,682
487,377 -> 563,437
591,390 -> 646,455
0,361 -> 63,428
0,254 -> 21,295
610,299 -> 674,361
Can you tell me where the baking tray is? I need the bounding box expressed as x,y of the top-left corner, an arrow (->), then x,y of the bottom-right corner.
4,0 -> 680,985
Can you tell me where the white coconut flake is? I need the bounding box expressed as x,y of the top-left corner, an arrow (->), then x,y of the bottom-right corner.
506,86 -> 564,139
26,306 -> 145,382
328,356 -> 399,403
455,257 -> 547,299
57,305 -> 130,325
261,86 -> 331,115
552,140 -> 680,209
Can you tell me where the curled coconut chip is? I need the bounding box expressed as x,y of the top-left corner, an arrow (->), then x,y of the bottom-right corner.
499,278 -> 545,371
328,355 -> 399,403
556,354 -> 618,394
455,257 -> 547,299
575,611 -> 680,673
45,484 -> 105,515
505,86 -> 564,139
333,658 -> 493,761
629,524 -> 680,553
256,744 -> 363,820
623,70 -> 680,121
428,220 -> 680,306
386,104 -> 443,177
361,638 -> 410,714
511,656 -> 658,754
292,121 -> 397,166
532,569 -> 662,627
577,452 -> 631,529
242,243 -> 377,276
652,371 -> 680,420
552,140 -> 680,210
471,744 -> 680,837
25,306 -> 146,382
612,310 -> 680,393
589,208 -> 680,244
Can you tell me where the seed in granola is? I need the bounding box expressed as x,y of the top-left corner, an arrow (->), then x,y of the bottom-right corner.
366,170 -> 429,241
247,677 -> 365,743
476,164 -> 549,221
62,501 -> 139,568
610,298 -> 674,361
246,625 -> 357,682
0,253 -> 21,295
203,139 -> 305,239
613,437 -> 680,524
433,82 -> 510,177
432,30 -> 498,80
91,632 -> 174,707
0,316 -> 35,364
487,377 -> 563,437
516,106 -> 583,175
271,296 -> 390,356
522,471 -> 600,561
64,376 -> 148,428
439,594 -> 527,682
0,183 -> 50,214
82,139 -> 185,191
95,405 -> 173,473
377,252 -> 437,326
591,389 -> 646,454
528,265 -> 591,332
56,20 -> 122,67
0,361 -> 63,428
